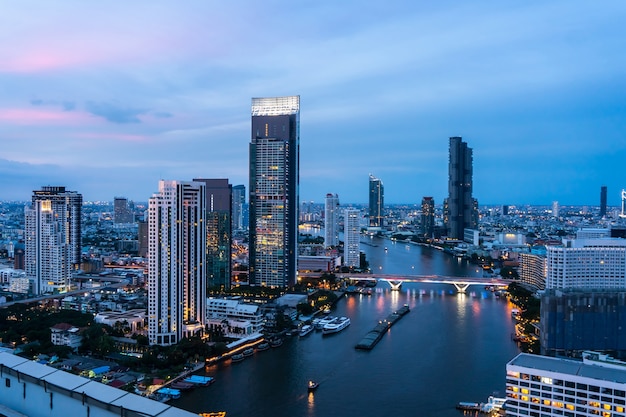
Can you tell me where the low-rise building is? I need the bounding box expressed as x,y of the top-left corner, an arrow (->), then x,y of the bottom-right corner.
50,323 -> 82,350
206,297 -> 263,337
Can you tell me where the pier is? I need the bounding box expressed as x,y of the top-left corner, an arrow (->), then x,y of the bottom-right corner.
355,304 -> 410,350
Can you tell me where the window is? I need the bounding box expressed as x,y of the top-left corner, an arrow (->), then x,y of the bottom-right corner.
5,378 -> 9,388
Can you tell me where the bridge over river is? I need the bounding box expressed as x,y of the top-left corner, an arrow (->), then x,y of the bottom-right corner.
334,273 -> 512,293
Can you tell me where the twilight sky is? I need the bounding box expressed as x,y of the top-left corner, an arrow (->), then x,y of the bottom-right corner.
1,1 -> 625,206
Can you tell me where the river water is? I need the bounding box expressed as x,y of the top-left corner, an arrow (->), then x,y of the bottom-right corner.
172,236 -> 520,417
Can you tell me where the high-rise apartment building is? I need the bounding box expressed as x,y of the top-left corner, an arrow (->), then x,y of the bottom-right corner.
113,197 -> 134,223
232,184 -> 246,231
368,174 -> 384,229
445,136 -> 474,239
421,197 -> 435,238
147,180 -> 206,346
517,252 -> 547,290
344,209 -> 361,268
600,185 -> 608,217
249,96 -> 300,288
552,201 -> 560,218
546,238 -> 626,290
325,193 -> 340,247
194,178 -> 232,290
25,186 -> 82,294
506,352 -> 626,417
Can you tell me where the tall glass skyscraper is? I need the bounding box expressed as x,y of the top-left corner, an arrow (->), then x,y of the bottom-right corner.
368,174 -> 384,229
344,209 -> 361,268
249,96 -> 300,288
232,184 -> 246,231
421,196 -> 435,238
325,193 -> 340,247
600,185 -> 607,217
148,180 -> 206,346
445,137 -> 474,239
194,178 -> 232,291
25,186 -> 82,294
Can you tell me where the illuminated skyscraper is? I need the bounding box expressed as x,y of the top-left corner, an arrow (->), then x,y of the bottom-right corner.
25,186 -> 82,294
445,137 -> 474,239
249,96 -> 300,287
148,180 -> 206,346
368,174 -> 384,229
194,178 -> 232,290
232,184 -> 246,231
344,209 -> 360,268
325,193 -> 340,247
421,197 -> 435,238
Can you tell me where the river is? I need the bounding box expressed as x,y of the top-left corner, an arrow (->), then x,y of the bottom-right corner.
172,235 -> 520,417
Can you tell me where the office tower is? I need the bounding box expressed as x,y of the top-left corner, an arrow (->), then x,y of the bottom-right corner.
621,190 -> 626,218
368,174 -> 384,229
113,197 -> 134,223
552,201 -> 560,218
506,352 -> 626,417
325,193 -> 340,247
421,197 -> 435,238
540,289 -> 626,357
446,136 -> 474,239
249,95 -> 300,288
137,220 -> 148,258
545,238 -> 626,290
25,186 -> 82,294
502,205 -> 509,216
194,178 -> 232,290
147,180 -> 206,346
517,252 -> 547,290
600,185 -> 607,217
232,184 -> 246,231
344,209 -> 360,268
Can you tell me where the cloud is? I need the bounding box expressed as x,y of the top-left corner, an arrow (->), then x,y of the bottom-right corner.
84,101 -> 147,124
30,98 -> 76,111
153,111 -> 173,119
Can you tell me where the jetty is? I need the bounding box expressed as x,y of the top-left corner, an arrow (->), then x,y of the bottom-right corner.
355,304 -> 410,350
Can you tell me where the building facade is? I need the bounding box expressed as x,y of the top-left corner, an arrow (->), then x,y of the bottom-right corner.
518,252 -> 547,290
194,178 -> 232,290
506,351 -> 626,417
232,184 -> 246,231
445,136 -> 474,239
113,197 -> 134,223
25,186 -> 82,294
249,96 -> 300,288
545,239 -> 626,290
147,180 -> 206,346
368,175 -> 384,229
421,196 -> 435,238
600,185 -> 608,217
325,193 -> 340,247
344,209 -> 361,268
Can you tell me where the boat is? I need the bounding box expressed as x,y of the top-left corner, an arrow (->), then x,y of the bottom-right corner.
231,353 -> 244,362
299,325 -> 314,337
171,381 -> 194,391
256,342 -> 270,351
322,316 -> 351,335
269,337 -> 283,348
314,316 -> 335,330
456,402 -> 481,411
307,380 -> 319,392
183,375 -> 215,386
156,387 -> 181,400
243,348 -> 254,357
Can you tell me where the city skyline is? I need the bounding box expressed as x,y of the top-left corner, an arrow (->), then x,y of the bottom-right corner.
1,2 -> 626,205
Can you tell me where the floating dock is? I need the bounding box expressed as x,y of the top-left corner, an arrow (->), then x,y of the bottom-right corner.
355,304 -> 410,350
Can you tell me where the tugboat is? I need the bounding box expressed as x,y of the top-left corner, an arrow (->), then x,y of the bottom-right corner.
307,380 -> 319,392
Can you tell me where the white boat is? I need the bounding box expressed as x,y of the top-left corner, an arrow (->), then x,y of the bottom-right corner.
314,316 -> 335,330
299,325 -> 314,337
322,317 -> 350,335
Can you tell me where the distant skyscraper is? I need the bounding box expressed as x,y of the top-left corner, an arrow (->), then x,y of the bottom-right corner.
25,186 -> 82,294
325,193 -> 340,247
194,178 -> 232,290
113,197 -> 134,223
249,95 -> 300,288
421,197 -> 435,238
232,184 -> 246,231
445,137 -> 474,239
552,201 -> 559,218
502,205 -> 509,216
368,174 -> 384,229
148,180 -> 206,346
600,185 -> 607,217
344,209 -> 360,268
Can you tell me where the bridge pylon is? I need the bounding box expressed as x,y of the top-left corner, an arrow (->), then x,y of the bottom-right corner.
452,283 -> 470,293
387,281 -> 402,291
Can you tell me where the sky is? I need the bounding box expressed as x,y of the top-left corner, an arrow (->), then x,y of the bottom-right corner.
1,1 -> 625,206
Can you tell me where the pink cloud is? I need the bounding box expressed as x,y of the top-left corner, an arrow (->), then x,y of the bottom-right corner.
74,132 -> 149,143
0,108 -> 93,125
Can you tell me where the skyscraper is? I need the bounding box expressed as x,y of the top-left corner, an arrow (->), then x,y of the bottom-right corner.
325,193 -> 340,247
344,209 -> 360,268
194,178 -> 232,290
113,197 -> 134,223
148,180 -> 206,346
421,197 -> 435,238
232,184 -> 246,231
445,136 -> 474,239
249,95 -> 300,288
600,185 -> 607,217
368,174 -> 384,229
25,186 -> 82,294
